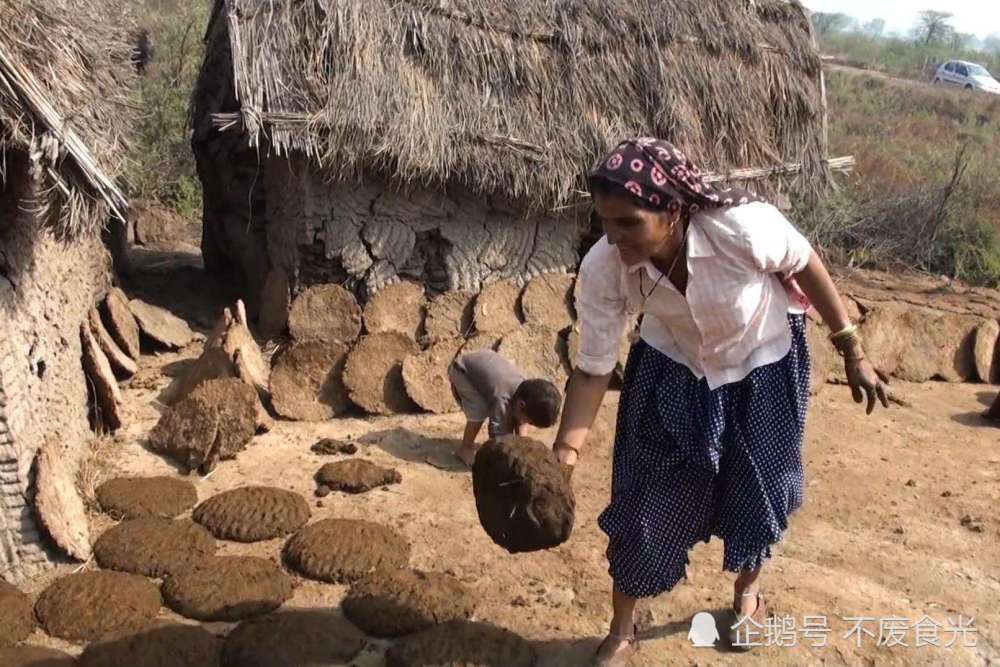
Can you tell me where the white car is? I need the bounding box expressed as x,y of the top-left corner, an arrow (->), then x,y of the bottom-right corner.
933,60 -> 1000,94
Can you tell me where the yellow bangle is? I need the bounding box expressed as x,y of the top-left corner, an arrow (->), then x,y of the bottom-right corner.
829,324 -> 858,342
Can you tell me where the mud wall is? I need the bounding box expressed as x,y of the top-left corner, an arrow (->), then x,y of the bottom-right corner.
191,6 -> 269,317
263,154 -> 585,301
0,151 -> 111,580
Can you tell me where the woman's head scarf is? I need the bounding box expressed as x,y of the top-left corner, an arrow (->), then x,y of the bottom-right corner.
588,137 -> 810,310
588,137 -> 765,217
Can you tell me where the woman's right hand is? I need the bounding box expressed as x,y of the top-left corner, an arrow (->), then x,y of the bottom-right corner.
554,443 -> 579,468
550,368 -> 611,478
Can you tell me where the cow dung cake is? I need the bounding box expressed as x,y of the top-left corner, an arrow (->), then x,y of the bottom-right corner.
34,571 -> 161,641
221,610 -> 366,667
283,518 -> 410,583
472,436 -> 575,553
385,620 -> 536,667
161,556 -> 293,622
93,517 -> 216,577
192,486 -> 311,542
95,475 -> 198,519
342,568 -> 475,637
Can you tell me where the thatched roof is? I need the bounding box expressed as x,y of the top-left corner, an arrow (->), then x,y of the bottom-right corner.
203,0 -> 828,210
0,0 -> 134,237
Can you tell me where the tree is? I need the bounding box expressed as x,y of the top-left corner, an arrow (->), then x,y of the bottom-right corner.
949,32 -> 975,52
811,12 -> 851,37
863,18 -> 886,39
984,33 -> 1000,55
914,10 -> 953,47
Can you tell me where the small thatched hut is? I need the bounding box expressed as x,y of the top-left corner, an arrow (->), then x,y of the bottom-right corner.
192,0 -> 832,322
0,0 -> 133,579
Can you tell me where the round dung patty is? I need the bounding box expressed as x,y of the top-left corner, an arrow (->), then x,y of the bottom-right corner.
269,339 -> 350,421
283,519 -> 410,583
128,298 -> 195,349
35,571 -> 161,641
342,332 -> 420,415
424,291 -> 475,343
161,556 -> 293,622
315,459 -> 401,494
472,280 -> 521,335
79,621 -> 222,667
93,518 -> 216,577
95,475 -> 198,519
221,610 -> 366,667
362,280 -> 425,340
0,579 -> 35,646
288,284 -> 362,343
0,645 -> 76,667
472,436 -> 575,554
103,286 -> 141,361
385,620 -> 536,667
401,338 -> 463,414
497,323 -> 568,387
192,486 -> 311,542
520,272 -> 576,331
342,569 -> 475,637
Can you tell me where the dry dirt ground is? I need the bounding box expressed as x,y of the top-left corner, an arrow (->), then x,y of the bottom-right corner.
19,251 -> 1000,666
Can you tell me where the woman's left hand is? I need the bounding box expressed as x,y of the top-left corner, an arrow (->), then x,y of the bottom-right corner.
844,356 -> 889,414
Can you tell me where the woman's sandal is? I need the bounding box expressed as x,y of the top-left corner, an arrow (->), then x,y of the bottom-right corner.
728,590 -> 767,651
593,624 -> 640,666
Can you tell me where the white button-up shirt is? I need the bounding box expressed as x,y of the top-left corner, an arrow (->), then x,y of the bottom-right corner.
575,202 -> 813,389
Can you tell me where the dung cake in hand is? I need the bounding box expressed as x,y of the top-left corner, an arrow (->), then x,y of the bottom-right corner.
472,436 -> 574,553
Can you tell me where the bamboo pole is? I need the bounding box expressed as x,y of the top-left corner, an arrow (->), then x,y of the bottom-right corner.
701,156 -> 855,183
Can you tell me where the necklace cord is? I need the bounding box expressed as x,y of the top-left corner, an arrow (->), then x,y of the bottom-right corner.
639,222 -> 691,303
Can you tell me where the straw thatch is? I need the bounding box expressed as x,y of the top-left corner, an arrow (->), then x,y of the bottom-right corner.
201,0 -> 827,210
0,0 -> 134,238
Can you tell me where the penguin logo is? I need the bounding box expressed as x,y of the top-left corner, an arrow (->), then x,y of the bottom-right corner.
688,611 -> 720,647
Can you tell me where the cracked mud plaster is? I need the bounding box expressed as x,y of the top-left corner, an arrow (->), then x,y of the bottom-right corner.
265,162 -> 583,298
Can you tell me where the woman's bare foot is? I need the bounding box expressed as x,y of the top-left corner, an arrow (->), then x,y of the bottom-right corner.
728,591 -> 766,650
456,442 -> 479,467
593,625 -> 638,666
734,585 -> 761,616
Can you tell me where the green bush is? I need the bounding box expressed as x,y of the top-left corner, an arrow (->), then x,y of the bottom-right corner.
126,0 -> 208,222
801,70 -> 1000,287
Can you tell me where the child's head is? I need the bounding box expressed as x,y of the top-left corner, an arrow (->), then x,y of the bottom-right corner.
510,379 -> 562,428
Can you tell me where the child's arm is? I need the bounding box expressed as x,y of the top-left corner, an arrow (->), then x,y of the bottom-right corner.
515,422 -> 530,437
461,420 -> 485,448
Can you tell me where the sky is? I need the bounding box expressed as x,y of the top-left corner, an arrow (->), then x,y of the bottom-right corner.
802,1 -> 1000,40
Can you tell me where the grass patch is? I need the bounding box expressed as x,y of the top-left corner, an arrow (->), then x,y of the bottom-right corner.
800,69 -> 1000,287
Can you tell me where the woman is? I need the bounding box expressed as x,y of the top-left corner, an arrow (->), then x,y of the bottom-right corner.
551,138 -> 888,663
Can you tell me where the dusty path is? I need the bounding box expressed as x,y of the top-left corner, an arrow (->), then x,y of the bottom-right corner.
12,251 -> 998,664
19,332 -> 998,665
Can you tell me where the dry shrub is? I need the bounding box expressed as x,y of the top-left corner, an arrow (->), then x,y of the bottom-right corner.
75,436 -> 126,515
806,69 -> 1000,287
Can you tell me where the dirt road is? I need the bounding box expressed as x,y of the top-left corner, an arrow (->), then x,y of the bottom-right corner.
18,330 -> 997,665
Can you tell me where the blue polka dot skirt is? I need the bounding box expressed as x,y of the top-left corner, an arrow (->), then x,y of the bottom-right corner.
598,314 -> 810,599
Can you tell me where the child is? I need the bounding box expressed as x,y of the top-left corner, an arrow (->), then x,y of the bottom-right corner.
448,349 -> 563,466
